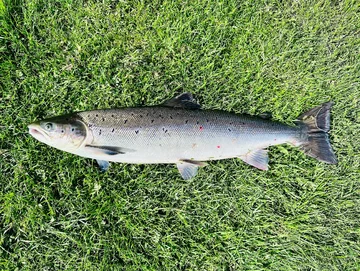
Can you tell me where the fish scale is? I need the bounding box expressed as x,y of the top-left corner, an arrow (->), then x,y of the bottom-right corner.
28,93 -> 337,179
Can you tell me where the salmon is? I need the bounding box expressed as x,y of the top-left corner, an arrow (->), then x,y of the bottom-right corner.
28,93 -> 337,179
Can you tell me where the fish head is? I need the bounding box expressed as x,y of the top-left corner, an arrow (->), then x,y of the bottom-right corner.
28,115 -> 87,151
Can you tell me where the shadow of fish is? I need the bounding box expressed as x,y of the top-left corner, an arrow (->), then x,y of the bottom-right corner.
28,93 -> 337,179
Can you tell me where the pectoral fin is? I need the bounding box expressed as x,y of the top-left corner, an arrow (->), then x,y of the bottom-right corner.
162,92 -> 201,109
96,159 -> 110,172
176,160 -> 206,180
85,145 -> 135,155
239,149 -> 269,170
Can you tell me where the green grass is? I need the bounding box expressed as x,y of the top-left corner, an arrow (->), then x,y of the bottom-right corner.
1,0 -> 359,269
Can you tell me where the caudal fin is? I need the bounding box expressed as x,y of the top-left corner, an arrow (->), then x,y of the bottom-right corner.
296,102 -> 337,164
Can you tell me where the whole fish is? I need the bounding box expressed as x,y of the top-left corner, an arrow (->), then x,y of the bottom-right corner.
28,93 -> 337,179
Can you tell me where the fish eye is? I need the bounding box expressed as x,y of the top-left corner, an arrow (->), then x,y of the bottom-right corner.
44,122 -> 53,131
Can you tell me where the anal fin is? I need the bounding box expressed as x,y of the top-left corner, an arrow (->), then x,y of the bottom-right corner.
239,149 -> 269,170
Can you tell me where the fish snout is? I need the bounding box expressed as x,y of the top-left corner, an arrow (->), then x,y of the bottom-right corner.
28,123 -> 49,142
28,123 -> 40,135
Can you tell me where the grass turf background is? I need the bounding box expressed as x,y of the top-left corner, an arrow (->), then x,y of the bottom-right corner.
0,0 -> 359,269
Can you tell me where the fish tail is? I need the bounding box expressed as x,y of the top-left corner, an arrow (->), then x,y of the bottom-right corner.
296,102 -> 337,164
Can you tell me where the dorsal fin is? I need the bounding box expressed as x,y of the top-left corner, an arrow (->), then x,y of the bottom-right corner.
162,93 -> 201,109
259,112 -> 272,119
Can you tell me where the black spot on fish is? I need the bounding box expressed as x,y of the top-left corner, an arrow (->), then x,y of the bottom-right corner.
99,129 -> 102,135
185,120 -> 188,124
135,130 -> 139,134
88,124 -> 93,128
151,119 -> 154,123
102,117 -> 105,122
96,114 -> 98,117
139,114 -> 143,118
112,128 -> 115,133
61,129 -> 64,133
170,115 -> 173,119
111,114 -> 114,118
165,129 -> 168,133
88,114 -> 90,118
230,122 -> 233,125
242,122 -> 245,125
146,113 -> 149,116
71,128 -> 75,132
196,121 -> 199,124
228,128 -> 232,132
206,119 -> 209,122
158,114 -> 163,118
124,119 -> 128,124
131,113 -> 134,116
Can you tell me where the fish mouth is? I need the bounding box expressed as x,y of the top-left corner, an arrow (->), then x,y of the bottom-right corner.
28,123 -> 49,143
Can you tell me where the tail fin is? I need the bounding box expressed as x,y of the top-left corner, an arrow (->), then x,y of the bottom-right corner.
296,102 -> 337,164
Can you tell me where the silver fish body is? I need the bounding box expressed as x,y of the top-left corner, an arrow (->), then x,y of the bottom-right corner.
28,93 -> 337,179
77,108 -> 300,164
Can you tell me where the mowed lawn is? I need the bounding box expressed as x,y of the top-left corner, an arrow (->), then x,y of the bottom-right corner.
1,0 -> 359,269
